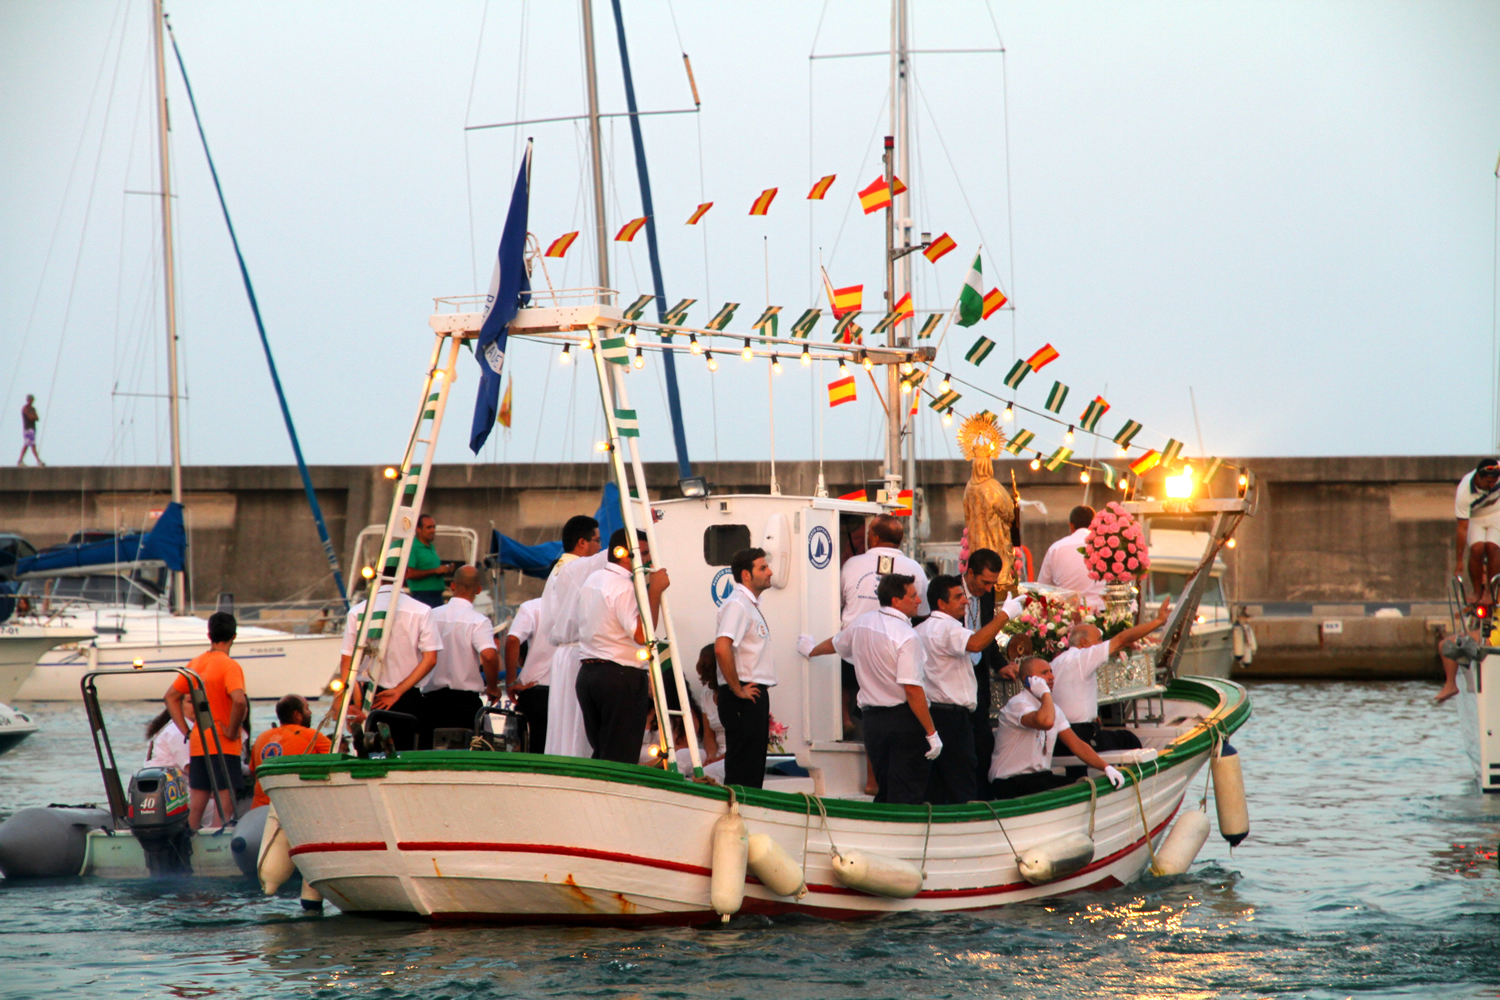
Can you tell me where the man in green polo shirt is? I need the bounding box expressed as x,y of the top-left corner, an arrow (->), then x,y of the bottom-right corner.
407,513 -> 450,608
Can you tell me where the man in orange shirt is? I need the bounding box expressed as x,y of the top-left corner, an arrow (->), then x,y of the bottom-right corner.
249,694 -> 330,808
164,612 -> 249,828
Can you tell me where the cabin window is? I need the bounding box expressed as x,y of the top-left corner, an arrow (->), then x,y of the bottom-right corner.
703,524 -> 752,566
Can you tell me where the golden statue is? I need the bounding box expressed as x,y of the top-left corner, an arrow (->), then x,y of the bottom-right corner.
957,412 -> 1016,589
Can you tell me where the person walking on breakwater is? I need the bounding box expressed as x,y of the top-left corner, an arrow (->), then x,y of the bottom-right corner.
714,547 -> 777,788
544,516 -> 607,756
575,528 -> 669,765
990,657 -> 1125,799
1038,505 -> 1104,612
1455,458 -> 1500,611
405,514 -> 453,609
800,574 -> 941,805
1050,600 -> 1171,752
249,695 -> 330,808
422,565 -> 501,742
505,596 -> 552,751
163,612 -> 248,828
16,395 -> 43,466
337,579 -> 441,749
916,574 -> 1024,804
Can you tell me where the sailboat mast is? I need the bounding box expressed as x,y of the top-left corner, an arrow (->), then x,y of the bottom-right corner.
894,0 -> 917,552
151,0 -> 186,613
581,0 -> 610,290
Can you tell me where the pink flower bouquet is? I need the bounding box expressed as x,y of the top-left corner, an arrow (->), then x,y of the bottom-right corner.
1084,501 -> 1149,584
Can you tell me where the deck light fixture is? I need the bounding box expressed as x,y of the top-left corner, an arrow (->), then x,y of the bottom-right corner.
689,334 -> 702,355
1029,456 -> 1042,471
1003,401 -> 1014,421
560,343 -> 572,364
940,373 -> 951,392
838,358 -> 849,376
679,476 -> 710,498
800,347 -> 811,366
1065,425 -> 1075,444
861,351 -> 873,372
771,353 -> 782,374
382,466 -> 399,480
742,338 -> 754,361
633,348 -> 645,369
705,350 -> 718,372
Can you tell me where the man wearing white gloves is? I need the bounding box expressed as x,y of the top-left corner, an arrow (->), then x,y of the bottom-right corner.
915,574 -> 1025,805
989,656 -> 1126,799
799,574 -> 937,805
1051,599 -> 1171,752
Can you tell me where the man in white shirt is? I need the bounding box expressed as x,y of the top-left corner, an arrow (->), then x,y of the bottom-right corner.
1455,458 -> 1500,609
990,657 -> 1125,799
1050,599 -> 1171,751
542,516 -> 606,756
337,582 -> 443,748
802,574 -> 940,804
421,566 -> 500,743
575,528 -> 670,764
505,597 -> 552,751
1037,505 -> 1104,612
714,547 -> 776,788
916,574 -> 1024,804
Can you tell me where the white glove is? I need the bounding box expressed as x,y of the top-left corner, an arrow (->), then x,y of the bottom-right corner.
924,730 -> 943,760
1103,765 -> 1125,789
797,634 -> 816,658
1023,676 -> 1050,698
1000,595 -> 1026,619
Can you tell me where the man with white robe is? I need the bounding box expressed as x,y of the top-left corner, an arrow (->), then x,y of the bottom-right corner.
542,516 -> 606,756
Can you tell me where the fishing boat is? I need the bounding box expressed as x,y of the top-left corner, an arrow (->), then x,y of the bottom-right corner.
1441,578 -> 1500,793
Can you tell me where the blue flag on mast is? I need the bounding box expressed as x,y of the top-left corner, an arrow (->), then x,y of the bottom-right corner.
470,142 -> 532,453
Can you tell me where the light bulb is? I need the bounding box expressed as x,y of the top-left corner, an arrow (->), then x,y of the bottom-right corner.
901,361 -> 914,375
838,359 -> 849,376
800,348 -> 811,366
625,329 -> 636,347
633,348 -> 644,369
900,379 -> 912,395
940,373 -> 951,392
705,350 -> 718,372
560,343 -> 572,364
1226,537 -> 1237,548
861,352 -> 872,372
1116,446 -> 1128,458
1065,425 -> 1075,443
742,338 -> 753,362
431,369 -> 444,380
581,335 -> 593,350
941,409 -> 953,426
329,678 -> 345,693
360,566 -> 375,580
1003,402 -> 1014,421
689,334 -> 702,355
771,354 -> 782,374
1030,457 -> 1041,471
1080,471 -> 1090,484
382,466 -> 399,480
595,440 -> 610,452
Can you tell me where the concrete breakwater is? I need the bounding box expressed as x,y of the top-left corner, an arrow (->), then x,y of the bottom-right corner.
0,456 -> 1478,679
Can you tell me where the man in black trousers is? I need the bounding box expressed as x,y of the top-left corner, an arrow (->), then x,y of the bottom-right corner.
960,548 -> 1011,792
713,547 -> 777,787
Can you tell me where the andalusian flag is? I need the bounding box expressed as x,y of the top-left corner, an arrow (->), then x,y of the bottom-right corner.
614,408 -> 640,437
1130,450 -> 1161,476
859,177 -> 892,214
705,302 -> 739,331
827,375 -> 857,407
621,294 -> 653,320
1004,429 -> 1035,455
751,306 -> 781,334
1161,438 -> 1184,465
807,175 -> 836,200
544,232 -> 578,258
965,336 -> 995,365
833,315 -> 863,345
1044,446 -> 1073,471
872,293 -> 914,335
749,188 -> 778,215
686,202 -> 713,225
1079,395 -> 1110,432
789,309 -> 821,339
661,298 -> 695,325
982,288 -> 1008,319
1098,463 -> 1119,489
600,336 -> 631,365
916,313 -> 941,340
957,254 -> 984,327
1203,457 -> 1224,484
498,378 -> 512,429
904,368 -> 927,389
923,233 -> 956,263
1113,419 -> 1142,449
615,217 -> 647,241
1003,359 -> 1029,390
1026,343 -> 1059,371
930,389 -> 961,410
1044,381 -> 1069,414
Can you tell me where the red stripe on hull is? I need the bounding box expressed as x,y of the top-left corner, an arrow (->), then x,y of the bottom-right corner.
289,840 -> 387,856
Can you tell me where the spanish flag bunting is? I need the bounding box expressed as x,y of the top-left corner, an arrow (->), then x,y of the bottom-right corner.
749,188 -> 778,215
498,378 -> 512,429
1079,395 -> 1110,432
828,375 -> 857,407
822,271 -> 863,319
789,308 -> 821,339
1130,449 -> 1161,476
891,175 -> 907,195
833,314 -> 863,344
871,293 -> 913,336
908,395 -> 919,418
1044,381 -> 1069,414
1044,446 -> 1073,471
965,336 -> 995,365
615,217 -> 648,241
982,288 -> 1008,319
807,175 -> 836,200
544,231 -> 579,258
1003,359 -> 1028,389
923,232 -> 957,263
838,488 -> 866,501
893,488 -> 914,516
621,294 -> 654,321
686,202 -> 714,225
1161,438 -> 1184,465
705,302 -> 739,331
916,313 -> 941,340
1004,428 -> 1034,455
930,389 -> 961,410
858,177 -> 892,214
1113,419 -> 1142,448
1026,343 -> 1059,371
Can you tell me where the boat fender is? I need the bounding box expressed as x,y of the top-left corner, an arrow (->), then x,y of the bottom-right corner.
300,878 -> 325,912
710,800 -> 748,921
1211,742 -> 1250,847
830,849 -> 924,898
1232,623 -> 1257,664
0,806 -> 113,879
229,804 -> 270,879
746,833 -> 806,898
1016,831 -> 1095,885
1152,808 -> 1211,875
257,805 -> 297,896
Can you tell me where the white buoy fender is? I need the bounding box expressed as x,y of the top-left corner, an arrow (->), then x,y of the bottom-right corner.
1152,808 -> 1211,875
830,849 -> 924,898
257,806 -> 296,896
1212,742 -> 1250,847
747,833 -> 806,898
1016,831 -> 1096,885
710,802 -> 748,920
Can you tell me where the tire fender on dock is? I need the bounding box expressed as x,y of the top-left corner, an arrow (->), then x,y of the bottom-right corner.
747,833 -> 806,898
1152,808 -> 1211,875
1016,831 -> 1095,885
710,800 -> 749,921
830,849 -> 924,898
1212,742 -> 1250,847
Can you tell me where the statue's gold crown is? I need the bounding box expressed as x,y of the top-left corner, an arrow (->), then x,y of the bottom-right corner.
957,411 -> 1005,461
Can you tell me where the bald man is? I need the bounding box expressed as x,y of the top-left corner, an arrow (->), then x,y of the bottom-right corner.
421,565 -> 501,743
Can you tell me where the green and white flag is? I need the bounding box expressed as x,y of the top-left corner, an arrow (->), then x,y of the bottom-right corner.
621,294 -> 654,321
751,306 -> 781,335
661,297 -> 696,326
1079,397 -> 1109,432
789,308 -> 821,339
833,314 -> 863,344
1044,446 -> 1073,471
1044,381 -> 1069,414
614,408 -> 640,437
1098,463 -> 1119,489
916,313 -> 942,340
957,253 -> 984,327
930,389 -> 961,410
600,336 -> 631,366
1203,456 -> 1223,484
904,368 -> 928,389
1004,428 -> 1034,454
1003,359 -> 1029,389
705,302 -> 739,331
1113,419 -> 1142,448
966,336 -> 995,365
1161,438 -> 1184,465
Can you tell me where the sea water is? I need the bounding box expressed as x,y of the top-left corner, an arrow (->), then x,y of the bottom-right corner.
0,681 -> 1496,999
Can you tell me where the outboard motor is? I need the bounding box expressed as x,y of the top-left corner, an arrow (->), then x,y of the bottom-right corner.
127,766 -> 192,875
476,704 -> 529,752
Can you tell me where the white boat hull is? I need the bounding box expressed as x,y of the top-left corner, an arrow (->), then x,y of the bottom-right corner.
1455,654 -> 1500,793
1179,623 -> 1233,679
0,624 -> 97,702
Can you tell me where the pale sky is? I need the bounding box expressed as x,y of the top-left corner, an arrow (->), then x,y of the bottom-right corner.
3,0 -> 1498,473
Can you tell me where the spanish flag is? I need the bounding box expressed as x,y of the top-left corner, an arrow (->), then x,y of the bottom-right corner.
545,232 -> 578,258
498,378 -> 512,429
923,232 -> 956,263
1130,450 -> 1161,476
982,288 -> 1008,319
859,177 -> 891,214
828,375 -> 857,407
1026,342 -> 1059,371
822,270 -> 863,319
892,292 -> 914,324
807,175 -> 836,200
686,202 -> 713,225
749,188 -> 778,216
615,217 -> 647,242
